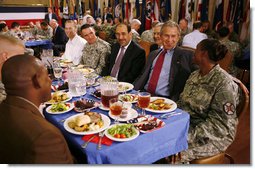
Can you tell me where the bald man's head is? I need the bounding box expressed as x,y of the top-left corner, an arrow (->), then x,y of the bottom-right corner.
0,34 -> 25,80
2,54 -> 52,104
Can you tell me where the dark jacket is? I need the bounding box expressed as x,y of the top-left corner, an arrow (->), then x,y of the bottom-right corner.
134,46 -> 197,101
101,41 -> 146,83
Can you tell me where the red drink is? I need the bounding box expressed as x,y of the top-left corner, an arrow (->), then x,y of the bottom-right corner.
101,90 -> 118,108
138,96 -> 150,108
110,105 -> 122,116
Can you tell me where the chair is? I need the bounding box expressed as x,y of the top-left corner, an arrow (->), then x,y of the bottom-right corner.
217,51 -> 234,73
137,40 -> 152,60
190,78 -> 249,164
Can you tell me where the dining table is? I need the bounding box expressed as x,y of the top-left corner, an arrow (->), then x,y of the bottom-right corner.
43,81 -> 190,164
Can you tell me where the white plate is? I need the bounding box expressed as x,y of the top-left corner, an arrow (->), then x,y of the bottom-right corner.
73,100 -> 100,112
78,68 -> 95,75
105,124 -> 139,142
64,113 -> 111,135
98,104 -> 109,111
45,92 -> 72,104
118,94 -> 138,103
145,97 -> 177,113
46,103 -> 74,114
133,115 -> 165,133
108,108 -> 138,122
118,82 -> 134,93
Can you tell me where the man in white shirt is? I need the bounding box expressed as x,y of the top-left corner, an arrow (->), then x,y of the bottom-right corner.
61,20 -> 87,65
182,21 -> 207,49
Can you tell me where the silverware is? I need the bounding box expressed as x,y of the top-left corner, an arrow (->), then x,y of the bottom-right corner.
97,131 -> 104,150
159,112 -> 182,119
82,135 -> 96,149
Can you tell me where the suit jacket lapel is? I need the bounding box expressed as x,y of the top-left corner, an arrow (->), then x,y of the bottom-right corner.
169,47 -> 181,94
119,41 -> 133,68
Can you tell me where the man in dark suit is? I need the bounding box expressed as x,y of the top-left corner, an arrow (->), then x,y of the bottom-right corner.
49,19 -> 68,56
101,23 -> 146,83
134,21 -> 197,101
44,7 -> 58,24
0,54 -> 73,163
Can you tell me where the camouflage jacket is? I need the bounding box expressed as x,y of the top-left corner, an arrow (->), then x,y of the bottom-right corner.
80,37 -> 111,74
131,29 -> 141,43
0,81 -> 6,104
177,65 -> 239,162
141,29 -> 154,43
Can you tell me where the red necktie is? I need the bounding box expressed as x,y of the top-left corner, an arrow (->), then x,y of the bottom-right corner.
147,50 -> 167,95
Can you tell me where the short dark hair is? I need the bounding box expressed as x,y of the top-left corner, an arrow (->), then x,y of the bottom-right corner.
11,22 -> 20,29
40,21 -> 48,27
198,39 -> 228,62
80,23 -> 93,31
116,23 -> 131,33
218,26 -> 230,38
0,23 -> 7,32
193,21 -> 202,29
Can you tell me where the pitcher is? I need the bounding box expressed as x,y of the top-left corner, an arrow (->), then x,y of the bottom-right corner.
100,77 -> 119,108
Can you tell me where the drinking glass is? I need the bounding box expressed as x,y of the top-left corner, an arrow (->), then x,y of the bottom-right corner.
75,79 -> 87,97
53,67 -> 63,86
100,78 -> 119,108
109,98 -> 123,123
138,92 -> 151,116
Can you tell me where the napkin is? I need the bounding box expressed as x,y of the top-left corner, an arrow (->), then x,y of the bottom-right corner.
82,134 -> 113,146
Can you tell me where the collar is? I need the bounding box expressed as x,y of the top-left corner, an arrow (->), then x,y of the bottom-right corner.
121,40 -> 132,50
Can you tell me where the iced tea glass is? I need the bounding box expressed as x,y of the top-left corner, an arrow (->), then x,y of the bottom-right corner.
109,98 -> 123,123
138,92 -> 151,116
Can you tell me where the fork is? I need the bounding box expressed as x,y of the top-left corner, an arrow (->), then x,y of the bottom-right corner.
81,135 -> 96,148
97,131 -> 104,150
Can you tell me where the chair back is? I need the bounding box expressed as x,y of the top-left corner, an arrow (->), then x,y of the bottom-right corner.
190,153 -> 225,164
217,51 -> 234,72
138,40 -> 152,60
233,77 -> 250,118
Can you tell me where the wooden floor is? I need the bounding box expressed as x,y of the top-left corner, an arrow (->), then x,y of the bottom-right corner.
225,103 -> 250,164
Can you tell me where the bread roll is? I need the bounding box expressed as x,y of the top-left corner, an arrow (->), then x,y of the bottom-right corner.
75,115 -> 91,126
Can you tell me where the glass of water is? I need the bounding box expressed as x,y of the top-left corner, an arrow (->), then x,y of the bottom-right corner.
75,78 -> 87,97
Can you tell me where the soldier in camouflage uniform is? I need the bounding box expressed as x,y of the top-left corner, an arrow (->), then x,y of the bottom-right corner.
131,19 -> 141,43
0,34 -> 25,103
218,27 -> 241,77
177,39 -> 240,163
141,29 -> 154,43
37,21 -> 53,40
80,24 -> 111,74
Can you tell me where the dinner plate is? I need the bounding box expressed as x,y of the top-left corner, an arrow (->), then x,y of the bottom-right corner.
98,104 -> 109,111
63,113 -> 111,135
45,92 -> 72,104
78,68 -> 95,75
46,103 -> 74,114
133,115 -> 165,133
108,108 -> 138,122
118,82 -> 134,93
118,94 -> 138,103
73,100 -> 100,112
105,124 -> 139,142
145,97 -> 177,113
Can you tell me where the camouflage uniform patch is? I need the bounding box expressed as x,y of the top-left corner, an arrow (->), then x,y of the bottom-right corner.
0,81 -> 6,104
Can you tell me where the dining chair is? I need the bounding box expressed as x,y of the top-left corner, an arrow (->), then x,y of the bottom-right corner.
137,40 -> 152,60
190,77 -> 249,164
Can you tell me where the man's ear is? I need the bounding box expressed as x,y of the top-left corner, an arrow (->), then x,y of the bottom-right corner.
31,72 -> 43,89
0,52 -> 9,62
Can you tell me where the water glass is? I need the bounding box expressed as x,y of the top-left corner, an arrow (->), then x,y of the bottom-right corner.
75,80 -> 87,96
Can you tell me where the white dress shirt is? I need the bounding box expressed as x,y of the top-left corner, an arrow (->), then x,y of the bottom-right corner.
62,34 -> 87,65
182,30 -> 208,49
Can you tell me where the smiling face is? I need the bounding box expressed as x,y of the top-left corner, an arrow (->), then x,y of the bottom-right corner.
81,27 -> 97,44
115,24 -> 132,47
65,21 -> 77,39
153,26 -> 162,46
160,26 -> 180,50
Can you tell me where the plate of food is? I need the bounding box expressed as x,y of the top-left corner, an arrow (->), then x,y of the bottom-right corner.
45,91 -> 72,104
118,94 -> 138,103
51,81 -> 69,91
108,108 -> 138,122
118,82 -> 134,93
145,97 -> 177,113
60,59 -> 73,68
73,99 -> 100,112
78,67 -> 95,75
128,115 -> 165,133
105,124 -> 139,142
46,102 -> 74,114
64,112 -> 111,135
91,89 -> 101,99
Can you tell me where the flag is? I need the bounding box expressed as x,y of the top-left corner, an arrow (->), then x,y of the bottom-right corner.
76,0 -> 82,18
153,0 -> 160,21
136,0 -> 140,19
165,0 -> 171,20
196,0 -> 202,20
145,0 -> 152,30
125,0 -> 130,21
213,0 -> 224,29
141,0 -> 146,31
179,0 -> 185,21
239,0 -> 249,42
201,0 -> 209,21
185,0 -> 194,28
233,0 -> 243,33
63,0 -> 68,15
98,0 -> 101,18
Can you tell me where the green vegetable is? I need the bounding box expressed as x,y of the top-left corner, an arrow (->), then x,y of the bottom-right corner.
50,103 -> 69,112
108,124 -> 137,138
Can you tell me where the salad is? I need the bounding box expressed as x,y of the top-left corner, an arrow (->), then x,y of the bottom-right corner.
107,124 -> 137,139
50,103 -> 70,112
